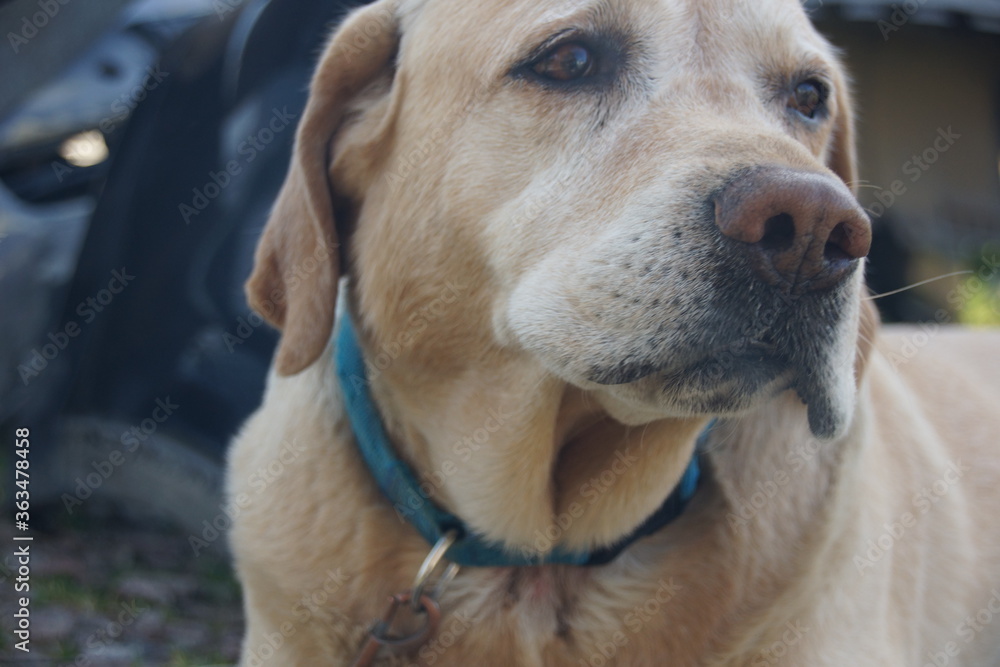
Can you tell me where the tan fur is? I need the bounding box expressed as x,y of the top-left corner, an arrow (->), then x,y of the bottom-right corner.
228,0 -> 1000,664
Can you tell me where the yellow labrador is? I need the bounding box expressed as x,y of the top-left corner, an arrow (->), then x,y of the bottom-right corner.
226,0 -> 1000,664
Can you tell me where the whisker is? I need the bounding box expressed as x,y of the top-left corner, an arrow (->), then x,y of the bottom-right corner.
700,417 -> 734,454
865,271 -> 974,300
857,331 -> 877,348
638,422 -> 652,449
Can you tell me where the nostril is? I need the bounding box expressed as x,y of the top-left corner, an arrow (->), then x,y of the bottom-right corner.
824,221 -> 852,263
760,213 -> 796,252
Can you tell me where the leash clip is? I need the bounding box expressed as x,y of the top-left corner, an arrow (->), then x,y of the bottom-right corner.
350,531 -> 461,666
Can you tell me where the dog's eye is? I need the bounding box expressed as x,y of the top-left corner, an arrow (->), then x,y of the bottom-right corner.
531,42 -> 597,82
788,80 -> 827,119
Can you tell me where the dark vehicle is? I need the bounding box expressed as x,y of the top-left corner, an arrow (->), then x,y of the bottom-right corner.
0,0 -> 353,534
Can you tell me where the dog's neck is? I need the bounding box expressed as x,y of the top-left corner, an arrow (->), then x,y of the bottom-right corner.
343,307 -> 711,558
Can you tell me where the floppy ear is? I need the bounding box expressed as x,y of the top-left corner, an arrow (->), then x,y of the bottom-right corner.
246,0 -> 399,375
826,69 -> 858,192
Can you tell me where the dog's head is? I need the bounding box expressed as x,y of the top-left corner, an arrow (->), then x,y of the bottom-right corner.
249,0 -> 877,444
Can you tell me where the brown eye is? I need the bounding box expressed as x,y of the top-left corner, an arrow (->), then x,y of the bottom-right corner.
788,80 -> 826,119
531,43 -> 596,81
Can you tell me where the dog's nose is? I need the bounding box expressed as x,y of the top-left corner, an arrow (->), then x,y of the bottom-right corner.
714,167 -> 871,291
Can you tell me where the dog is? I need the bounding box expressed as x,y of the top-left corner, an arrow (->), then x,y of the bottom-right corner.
226,0 -> 1000,664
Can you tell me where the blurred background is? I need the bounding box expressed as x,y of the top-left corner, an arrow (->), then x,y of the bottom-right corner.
0,0 -> 998,663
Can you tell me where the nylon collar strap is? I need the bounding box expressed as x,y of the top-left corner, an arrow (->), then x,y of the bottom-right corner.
335,312 -> 710,568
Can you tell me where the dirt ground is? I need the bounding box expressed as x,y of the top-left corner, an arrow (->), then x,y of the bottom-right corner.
0,505 -> 244,666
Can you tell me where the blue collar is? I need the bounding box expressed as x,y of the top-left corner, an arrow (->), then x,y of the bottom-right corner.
335,313 -> 709,568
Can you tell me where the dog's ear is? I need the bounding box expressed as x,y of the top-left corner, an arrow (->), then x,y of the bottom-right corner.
246,0 -> 399,375
826,69 -> 858,192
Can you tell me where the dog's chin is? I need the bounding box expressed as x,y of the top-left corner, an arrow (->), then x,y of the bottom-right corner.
589,361 -> 786,427
588,353 -> 856,439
